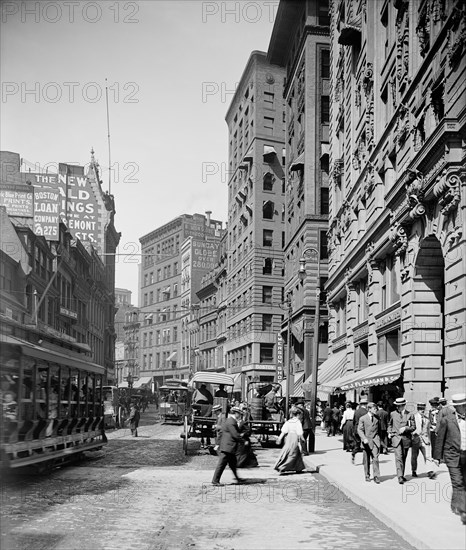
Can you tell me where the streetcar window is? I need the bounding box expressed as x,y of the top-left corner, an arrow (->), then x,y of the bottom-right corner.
69,369 -> 79,417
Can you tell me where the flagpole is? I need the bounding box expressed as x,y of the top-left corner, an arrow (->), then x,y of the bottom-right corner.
105,78 -> 112,195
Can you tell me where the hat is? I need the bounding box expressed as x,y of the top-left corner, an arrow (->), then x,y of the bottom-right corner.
439,397 -> 447,405
359,396 -> 368,404
212,404 -> 222,412
429,397 -> 440,405
451,393 -> 466,406
231,406 -> 243,415
394,398 -> 406,406
417,402 -> 426,409
295,403 -> 305,410
367,402 -> 376,408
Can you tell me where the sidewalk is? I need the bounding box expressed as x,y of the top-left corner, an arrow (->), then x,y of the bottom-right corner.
303,430 -> 465,550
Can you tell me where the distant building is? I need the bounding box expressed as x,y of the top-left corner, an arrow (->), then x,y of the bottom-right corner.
139,213 -> 224,387
114,288 -> 135,342
224,51 -> 286,394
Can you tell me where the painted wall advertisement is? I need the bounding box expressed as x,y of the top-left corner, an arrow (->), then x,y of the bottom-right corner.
191,240 -> 219,270
22,164 -> 100,243
0,184 -> 33,217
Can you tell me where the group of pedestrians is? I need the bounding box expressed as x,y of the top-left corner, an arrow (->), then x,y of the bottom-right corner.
332,392 -> 465,526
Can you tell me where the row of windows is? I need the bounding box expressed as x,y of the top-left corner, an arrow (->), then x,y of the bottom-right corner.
142,283 -> 179,306
143,263 -> 179,286
142,351 -> 177,370
141,326 -> 179,348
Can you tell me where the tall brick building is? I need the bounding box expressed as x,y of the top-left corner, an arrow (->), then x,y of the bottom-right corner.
224,51 -> 286,394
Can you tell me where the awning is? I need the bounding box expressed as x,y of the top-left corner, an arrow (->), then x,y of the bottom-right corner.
339,360 -> 404,391
290,152 -> 304,171
338,15 -> 362,46
279,372 -> 305,398
167,351 -> 177,362
233,372 -> 242,392
263,145 -> 277,157
302,350 -> 347,393
320,143 -> 330,159
133,376 -> 153,389
189,371 -> 234,386
318,370 -> 359,395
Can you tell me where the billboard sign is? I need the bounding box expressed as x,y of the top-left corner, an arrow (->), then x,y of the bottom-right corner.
0,184 -> 33,217
33,187 -> 60,240
24,166 -> 100,245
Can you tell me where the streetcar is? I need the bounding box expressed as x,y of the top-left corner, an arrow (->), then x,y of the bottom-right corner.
159,381 -> 190,424
0,335 -> 107,471
180,372 -> 233,455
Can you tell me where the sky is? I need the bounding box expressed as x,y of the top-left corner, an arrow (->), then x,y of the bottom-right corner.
1,0 -> 279,304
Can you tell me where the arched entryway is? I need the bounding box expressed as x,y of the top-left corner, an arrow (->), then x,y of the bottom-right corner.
411,235 -> 445,396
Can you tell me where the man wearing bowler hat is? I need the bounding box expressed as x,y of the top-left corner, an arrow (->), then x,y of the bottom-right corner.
212,406 -> 245,485
434,393 -> 466,525
389,397 -> 415,483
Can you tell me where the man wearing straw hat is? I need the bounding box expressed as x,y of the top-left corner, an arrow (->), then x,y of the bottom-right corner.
389,397 -> 415,484
433,393 -> 466,525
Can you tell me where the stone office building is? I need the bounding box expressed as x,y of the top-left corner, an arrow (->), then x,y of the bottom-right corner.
324,0 -> 466,405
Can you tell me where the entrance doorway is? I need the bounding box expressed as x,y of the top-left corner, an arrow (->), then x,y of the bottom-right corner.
412,235 -> 445,393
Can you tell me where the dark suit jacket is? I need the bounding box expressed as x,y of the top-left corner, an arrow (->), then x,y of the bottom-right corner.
433,409 -> 463,467
353,406 -> 368,436
219,416 -> 241,454
389,409 -> 414,447
357,413 -> 381,450
377,409 -> 389,431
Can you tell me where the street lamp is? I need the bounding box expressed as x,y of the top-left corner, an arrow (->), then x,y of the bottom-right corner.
298,246 -> 321,453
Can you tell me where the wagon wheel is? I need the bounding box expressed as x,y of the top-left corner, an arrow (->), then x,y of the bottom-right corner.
183,415 -> 189,455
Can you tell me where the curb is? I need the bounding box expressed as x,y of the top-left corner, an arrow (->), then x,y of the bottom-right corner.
302,454 -> 430,550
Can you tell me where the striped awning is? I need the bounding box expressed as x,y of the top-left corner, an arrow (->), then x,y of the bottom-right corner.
290,152 -> 304,171
302,350 -> 347,394
133,376 -> 152,389
279,372 -> 305,398
339,360 -> 404,391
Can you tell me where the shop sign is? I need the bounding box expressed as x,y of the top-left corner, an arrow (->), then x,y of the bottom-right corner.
276,334 -> 284,381
376,308 -> 401,330
59,306 -> 78,320
341,374 -> 400,391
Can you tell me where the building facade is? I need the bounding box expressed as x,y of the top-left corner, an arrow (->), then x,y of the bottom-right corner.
267,0 -> 331,394
224,51 -> 287,394
139,213 -> 223,387
325,0 -> 466,405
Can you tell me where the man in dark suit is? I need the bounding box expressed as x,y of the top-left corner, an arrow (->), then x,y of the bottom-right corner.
212,407 -> 245,485
389,397 -> 415,484
323,404 -> 333,436
434,393 -> 466,525
351,396 -> 368,464
377,401 -> 389,454
357,402 -> 381,483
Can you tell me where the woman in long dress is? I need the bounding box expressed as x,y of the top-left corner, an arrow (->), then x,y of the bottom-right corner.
274,407 -> 305,474
340,402 -> 355,451
236,406 -> 258,468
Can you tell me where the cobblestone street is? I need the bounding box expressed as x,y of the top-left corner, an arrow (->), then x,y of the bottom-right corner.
1,410 -> 415,550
